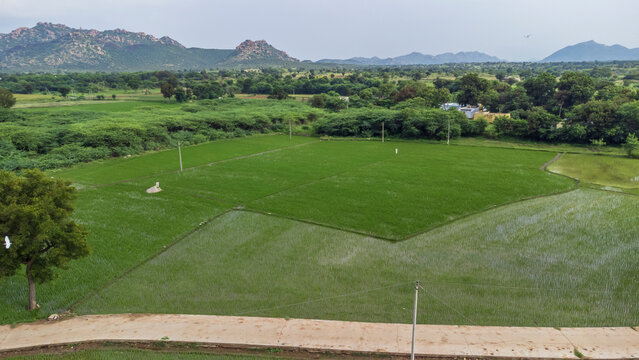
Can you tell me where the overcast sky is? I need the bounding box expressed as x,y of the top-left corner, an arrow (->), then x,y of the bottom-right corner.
1,0 -> 638,61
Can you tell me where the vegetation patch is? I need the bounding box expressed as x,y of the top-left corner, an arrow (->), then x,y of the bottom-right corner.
76,189 -> 638,326
548,153 -> 639,189
0,138 -> 574,323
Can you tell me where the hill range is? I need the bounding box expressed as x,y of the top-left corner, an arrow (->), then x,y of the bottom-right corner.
0,23 -> 298,72
2,23 -> 639,72
541,40 -> 639,62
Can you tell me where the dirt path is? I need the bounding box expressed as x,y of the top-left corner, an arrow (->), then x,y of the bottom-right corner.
1,314 -> 637,359
541,152 -> 563,170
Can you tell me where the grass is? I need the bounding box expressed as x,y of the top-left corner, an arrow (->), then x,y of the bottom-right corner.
13,89 -> 165,108
77,189 -> 639,327
453,137 -> 628,156
52,135 -> 317,185
245,142 -> 572,238
73,140 -> 572,239
0,181 -> 227,323
0,136 -> 625,326
6,349 -> 283,359
548,153 -> 639,189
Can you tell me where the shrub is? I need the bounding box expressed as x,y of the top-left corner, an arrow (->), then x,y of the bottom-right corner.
623,133 -> 639,157
589,138 -> 606,152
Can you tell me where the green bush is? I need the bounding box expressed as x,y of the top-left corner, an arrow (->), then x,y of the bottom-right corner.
623,133 -> 639,157
314,107 -> 476,140
0,99 -> 324,171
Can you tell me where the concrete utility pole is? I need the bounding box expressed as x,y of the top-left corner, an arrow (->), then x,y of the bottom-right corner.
411,281 -> 419,360
178,142 -> 183,172
382,122 -> 385,143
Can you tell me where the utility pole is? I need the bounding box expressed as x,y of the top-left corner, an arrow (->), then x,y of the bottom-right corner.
447,118 -> 450,145
178,142 -> 183,172
411,281 -> 419,360
382,122 -> 385,143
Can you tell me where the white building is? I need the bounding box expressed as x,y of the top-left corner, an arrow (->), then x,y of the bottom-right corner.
441,102 -> 481,119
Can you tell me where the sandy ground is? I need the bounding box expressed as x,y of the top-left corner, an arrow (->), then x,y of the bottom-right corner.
0,314 -> 637,358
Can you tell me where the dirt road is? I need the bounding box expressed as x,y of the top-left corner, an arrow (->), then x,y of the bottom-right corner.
1,314 -> 637,359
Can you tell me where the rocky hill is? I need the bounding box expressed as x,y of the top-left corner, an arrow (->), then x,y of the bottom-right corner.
541,40 -> 639,62
229,40 -> 298,63
0,23 -> 298,72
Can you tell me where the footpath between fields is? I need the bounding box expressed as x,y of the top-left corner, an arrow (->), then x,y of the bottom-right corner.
0,314 -> 637,359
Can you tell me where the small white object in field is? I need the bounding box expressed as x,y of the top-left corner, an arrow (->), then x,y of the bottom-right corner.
395,148 -> 398,154
146,182 -> 162,194
48,313 -> 59,321
4,236 -> 10,249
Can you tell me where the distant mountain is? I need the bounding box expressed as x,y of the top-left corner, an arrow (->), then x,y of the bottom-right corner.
0,23 -> 299,72
6,23 -> 639,72
318,51 -> 502,65
541,40 -> 639,62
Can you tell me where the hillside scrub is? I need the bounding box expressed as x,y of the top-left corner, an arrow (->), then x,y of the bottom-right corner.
0,99 -> 322,171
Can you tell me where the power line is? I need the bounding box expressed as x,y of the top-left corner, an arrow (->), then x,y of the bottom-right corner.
419,285 -> 477,325
416,280 -> 625,295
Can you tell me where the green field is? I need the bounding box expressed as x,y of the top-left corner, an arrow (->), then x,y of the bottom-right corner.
1,135 -> 636,328
56,137 -> 573,239
78,189 -> 638,327
548,153 -> 639,189
53,135 -> 317,185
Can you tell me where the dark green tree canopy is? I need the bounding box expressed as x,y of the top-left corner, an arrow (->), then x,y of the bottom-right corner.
58,86 -> 71,98
556,72 -> 595,109
523,72 -> 557,107
160,82 -> 176,100
0,170 -> 89,309
457,73 -> 489,106
0,88 -> 16,109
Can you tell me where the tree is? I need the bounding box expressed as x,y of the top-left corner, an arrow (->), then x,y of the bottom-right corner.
523,72 -> 556,107
310,94 -> 326,108
517,107 -> 560,140
0,170 -> 89,310
174,87 -> 187,103
555,72 -> 595,114
567,100 -> 620,142
58,86 -> 71,98
623,133 -> 639,157
457,73 -> 488,106
322,91 -> 347,111
23,83 -> 34,94
111,94 -> 116,100
616,101 -> 639,136
268,85 -> 289,100
126,76 -> 141,90
590,67 -> 613,79
392,85 -> 417,103
0,88 -> 17,109
160,82 -> 175,101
